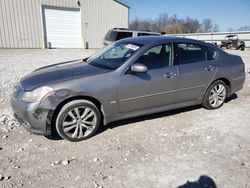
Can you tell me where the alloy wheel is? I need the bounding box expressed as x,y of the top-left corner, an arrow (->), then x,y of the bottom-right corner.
208,84 -> 226,108
62,107 -> 97,139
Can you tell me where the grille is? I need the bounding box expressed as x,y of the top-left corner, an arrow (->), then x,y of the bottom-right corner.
13,84 -> 24,100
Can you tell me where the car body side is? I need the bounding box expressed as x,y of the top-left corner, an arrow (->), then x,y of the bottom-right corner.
11,37 -> 245,136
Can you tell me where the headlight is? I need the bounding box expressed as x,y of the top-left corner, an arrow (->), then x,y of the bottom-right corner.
22,86 -> 54,103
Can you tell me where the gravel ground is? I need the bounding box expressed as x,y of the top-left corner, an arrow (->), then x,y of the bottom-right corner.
0,49 -> 250,188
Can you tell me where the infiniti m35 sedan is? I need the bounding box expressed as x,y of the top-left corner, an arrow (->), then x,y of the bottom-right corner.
11,36 -> 245,142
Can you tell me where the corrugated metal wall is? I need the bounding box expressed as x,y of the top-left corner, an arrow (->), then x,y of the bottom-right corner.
82,0 -> 129,48
0,0 -> 78,48
0,0 -> 129,49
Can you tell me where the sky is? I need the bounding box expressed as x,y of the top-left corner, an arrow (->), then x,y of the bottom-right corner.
121,0 -> 250,31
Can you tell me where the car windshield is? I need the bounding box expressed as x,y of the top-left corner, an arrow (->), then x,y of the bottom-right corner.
88,42 -> 143,70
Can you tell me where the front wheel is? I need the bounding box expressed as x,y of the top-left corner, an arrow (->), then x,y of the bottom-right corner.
55,100 -> 101,142
202,81 -> 227,110
226,44 -> 232,49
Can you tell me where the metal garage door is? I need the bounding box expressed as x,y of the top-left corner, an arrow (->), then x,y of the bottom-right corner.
43,8 -> 82,48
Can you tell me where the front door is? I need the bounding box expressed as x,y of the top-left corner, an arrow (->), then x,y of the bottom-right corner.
118,44 -> 177,114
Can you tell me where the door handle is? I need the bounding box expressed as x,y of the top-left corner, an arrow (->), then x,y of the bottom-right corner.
164,72 -> 176,79
205,65 -> 215,71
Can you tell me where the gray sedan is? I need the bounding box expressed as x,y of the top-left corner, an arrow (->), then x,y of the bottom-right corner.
11,36 -> 245,142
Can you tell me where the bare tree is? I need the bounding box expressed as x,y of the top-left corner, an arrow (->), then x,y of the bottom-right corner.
238,26 -> 250,31
130,18 -> 153,31
130,13 -> 219,34
202,18 -> 213,32
155,13 -> 169,32
129,17 -> 140,30
165,22 -> 183,34
182,17 -> 201,33
212,24 -> 220,32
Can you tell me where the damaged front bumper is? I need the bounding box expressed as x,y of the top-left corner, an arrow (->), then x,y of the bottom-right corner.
10,96 -> 53,136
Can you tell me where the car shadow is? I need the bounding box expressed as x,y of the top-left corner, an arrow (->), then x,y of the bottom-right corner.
96,104 -> 201,136
225,93 -> 238,103
97,94 -> 238,135
177,175 -> 217,188
44,132 -> 62,141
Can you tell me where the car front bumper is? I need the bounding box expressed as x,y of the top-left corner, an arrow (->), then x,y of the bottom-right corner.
10,96 -> 52,136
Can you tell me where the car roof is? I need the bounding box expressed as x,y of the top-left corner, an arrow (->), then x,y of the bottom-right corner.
111,28 -> 160,34
118,36 -> 217,49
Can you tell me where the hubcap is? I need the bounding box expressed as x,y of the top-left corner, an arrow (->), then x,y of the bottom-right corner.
62,107 -> 97,139
209,84 -> 226,108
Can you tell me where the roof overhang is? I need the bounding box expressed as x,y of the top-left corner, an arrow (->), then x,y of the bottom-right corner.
113,0 -> 130,9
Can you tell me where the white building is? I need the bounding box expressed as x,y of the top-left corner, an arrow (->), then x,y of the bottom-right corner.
0,0 -> 129,49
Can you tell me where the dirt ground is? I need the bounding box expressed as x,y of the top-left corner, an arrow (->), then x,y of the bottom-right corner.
0,49 -> 249,188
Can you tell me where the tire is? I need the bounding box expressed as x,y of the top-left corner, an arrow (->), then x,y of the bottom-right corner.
226,44 -> 232,50
202,80 -> 228,110
240,45 -> 245,51
55,100 -> 101,142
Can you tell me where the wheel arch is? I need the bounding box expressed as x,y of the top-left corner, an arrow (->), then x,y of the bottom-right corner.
215,78 -> 231,96
50,95 -> 104,134
207,78 -> 231,97
201,78 -> 231,109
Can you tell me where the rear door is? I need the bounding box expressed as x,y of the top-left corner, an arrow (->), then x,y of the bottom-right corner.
175,43 -> 217,103
118,43 -> 177,114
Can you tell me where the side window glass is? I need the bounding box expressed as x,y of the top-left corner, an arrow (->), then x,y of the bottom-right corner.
136,44 -> 172,70
116,32 -> 133,41
178,43 -> 206,65
206,47 -> 217,61
144,45 -> 162,55
138,33 -> 150,36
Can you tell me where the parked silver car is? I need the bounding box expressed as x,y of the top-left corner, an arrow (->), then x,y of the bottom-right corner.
11,36 -> 245,142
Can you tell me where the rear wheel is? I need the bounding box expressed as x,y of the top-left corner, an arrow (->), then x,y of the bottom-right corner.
240,45 -> 245,51
55,100 -> 101,142
202,80 -> 227,109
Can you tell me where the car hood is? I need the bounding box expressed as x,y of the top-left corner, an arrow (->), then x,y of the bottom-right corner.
20,59 -> 111,91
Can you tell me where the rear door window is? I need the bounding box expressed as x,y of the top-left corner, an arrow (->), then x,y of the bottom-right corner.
206,47 -> 217,61
177,43 -> 206,65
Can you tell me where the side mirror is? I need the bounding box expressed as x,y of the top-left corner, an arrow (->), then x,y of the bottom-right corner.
131,63 -> 148,73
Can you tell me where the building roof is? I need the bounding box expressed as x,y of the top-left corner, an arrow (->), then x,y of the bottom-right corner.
113,0 -> 130,9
